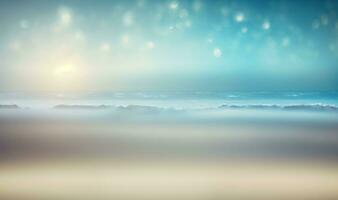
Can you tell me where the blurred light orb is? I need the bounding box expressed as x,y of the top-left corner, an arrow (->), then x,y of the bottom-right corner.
169,1 -> 179,10
241,27 -> 248,33
146,41 -> 155,49
123,11 -> 134,27
262,20 -> 270,30
312,20 -> 320,29
213,48 -> 222,57
321,15 -> 329,26
58,6 -> 72,26
234,12 -> 245,22
282,37 -> 290,47
137,0 -> 146,8
221,7 -> 229,16
100,43 -> 111,52
121,35 -> 130,46
179,9 -> 189,18
20,20 -> 29,29
329,43 -> 336,51
54,64 -> 76,78
74,31 -> 85,41
185,20 -> 192,28
192,1 -> 202,12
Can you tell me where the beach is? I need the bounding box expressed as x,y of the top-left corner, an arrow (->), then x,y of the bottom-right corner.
0,97 -> 338,199
1,0 -> 338,198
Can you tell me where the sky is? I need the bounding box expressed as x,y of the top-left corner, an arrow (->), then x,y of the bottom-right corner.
0,0 -> 337,92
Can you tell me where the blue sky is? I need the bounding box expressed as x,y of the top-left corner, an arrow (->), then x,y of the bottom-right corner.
0,0 -> 337,91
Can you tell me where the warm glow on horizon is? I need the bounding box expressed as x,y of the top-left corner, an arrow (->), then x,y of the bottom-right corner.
54,64 -> 77,78
50,61 -> 87,91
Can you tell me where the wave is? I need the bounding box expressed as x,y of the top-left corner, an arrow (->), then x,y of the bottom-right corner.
54,105 -> 110,110
0,104 -> 20,109
53,104 -> 178,114
116,105 -> 168,113
2,103 -> 336,113
219,103 -> 338,112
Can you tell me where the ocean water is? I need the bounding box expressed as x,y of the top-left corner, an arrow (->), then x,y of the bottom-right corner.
1,91 -> 337,125
1,90 -> 337,159
0,91 -> 338,110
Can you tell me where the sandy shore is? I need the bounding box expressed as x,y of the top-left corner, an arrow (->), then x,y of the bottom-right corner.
1,159 -> 338,200
0,109 -> 338,199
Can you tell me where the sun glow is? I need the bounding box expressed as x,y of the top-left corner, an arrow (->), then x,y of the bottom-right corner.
51,63 -> 86,91
54,64 -> 76,78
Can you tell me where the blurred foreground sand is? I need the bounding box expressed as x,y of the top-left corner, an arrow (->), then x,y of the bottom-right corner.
0,110 -> 338,200
1,159 -> 338,200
